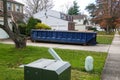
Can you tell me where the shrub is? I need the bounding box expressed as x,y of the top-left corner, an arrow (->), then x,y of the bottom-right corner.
35,23 -> 51,30
18,23 -> 27,35
90,27 -> 97,31
86,26 -> 97,31
26,17 -> 41,36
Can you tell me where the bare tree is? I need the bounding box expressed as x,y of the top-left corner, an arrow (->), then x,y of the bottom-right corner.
60,2 -> 72,14
25,0 -> 54,17
0,0 -> 26,49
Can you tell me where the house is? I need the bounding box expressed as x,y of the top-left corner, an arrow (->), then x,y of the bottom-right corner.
72,14 -> 88,31
72,14 -> 103,31
0,0 -> 24,39
33,10 -> 75,31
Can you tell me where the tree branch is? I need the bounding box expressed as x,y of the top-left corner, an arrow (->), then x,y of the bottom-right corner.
25,0 -> 54,16
0,24 -> 3,26
0,24 -> 4,29
10,13 -> 20,34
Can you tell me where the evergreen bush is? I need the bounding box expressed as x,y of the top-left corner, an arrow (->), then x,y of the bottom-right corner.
26,17 -> 41,35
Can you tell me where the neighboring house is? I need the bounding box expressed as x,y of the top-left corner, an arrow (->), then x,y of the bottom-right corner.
0,17 -> 12,39
72,14 -> 88,31
33,10 -> 75,31
0,0 -> 24,39
72,14 -> 103,31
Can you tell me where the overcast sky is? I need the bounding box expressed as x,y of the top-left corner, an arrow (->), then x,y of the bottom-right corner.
16,0 -> 95,15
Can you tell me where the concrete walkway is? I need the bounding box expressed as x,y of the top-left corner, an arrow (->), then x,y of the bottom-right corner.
0,39 -> 110,52
102,32 -> 120,80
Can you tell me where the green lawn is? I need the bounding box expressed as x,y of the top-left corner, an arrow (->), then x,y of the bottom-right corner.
96,31 -> 114,44
97,31 -> 115,35
0,43 -> 107,80
97,35 -> 114,44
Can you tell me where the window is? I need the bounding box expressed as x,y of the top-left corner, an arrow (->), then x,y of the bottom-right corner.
60,13 -> 66,20
68,16 -> 72,21
7,2 -> 11,11
16,4 -> 20,12
60,14 -> 64,19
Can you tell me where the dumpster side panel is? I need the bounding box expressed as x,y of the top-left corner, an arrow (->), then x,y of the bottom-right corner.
86,33 -> 97,45
31,30 -> 97,45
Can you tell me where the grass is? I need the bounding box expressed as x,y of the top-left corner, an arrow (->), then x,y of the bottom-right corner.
0,43 -> 107,80
97,31 -> 115,35
97,35 -> 114,44
96,31 -> 114,44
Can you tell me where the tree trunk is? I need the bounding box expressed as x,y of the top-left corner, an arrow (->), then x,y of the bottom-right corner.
1,0 -> 27,49
1,25 -> 27,49
10,22 -> 27,49
14,37 -> 26,48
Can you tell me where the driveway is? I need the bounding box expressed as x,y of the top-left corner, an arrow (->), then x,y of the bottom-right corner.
0,39 -> 110,52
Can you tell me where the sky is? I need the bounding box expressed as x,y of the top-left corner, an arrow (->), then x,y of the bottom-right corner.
16,0 -> 95,15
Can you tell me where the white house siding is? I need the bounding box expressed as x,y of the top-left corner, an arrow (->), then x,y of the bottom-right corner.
34,10 -> 69,31
34,10 -> 61,19
34,15 -> 68,31
75,24 -> 86,31
0,17 -> 12,39
74,19 -> 86,31
95,25 -> 103,31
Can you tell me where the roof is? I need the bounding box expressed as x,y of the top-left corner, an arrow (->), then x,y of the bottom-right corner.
34,10 -> 73,22
7,0 -> 24,6
72,14 -> 87,20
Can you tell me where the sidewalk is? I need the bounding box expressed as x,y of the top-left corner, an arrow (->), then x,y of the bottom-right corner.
102,32 -> 120,80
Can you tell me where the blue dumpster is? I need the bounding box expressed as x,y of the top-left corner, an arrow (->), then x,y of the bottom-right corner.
31,30 -> 97,45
